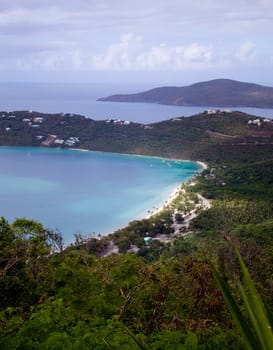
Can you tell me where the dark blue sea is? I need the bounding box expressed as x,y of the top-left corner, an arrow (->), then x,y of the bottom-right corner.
0,82 -> 272,123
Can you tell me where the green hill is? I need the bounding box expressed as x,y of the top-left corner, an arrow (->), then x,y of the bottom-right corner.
1,109 -> 273,163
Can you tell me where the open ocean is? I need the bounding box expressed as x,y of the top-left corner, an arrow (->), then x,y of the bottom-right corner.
0,82 -> 273,123
0,147 -> 201,243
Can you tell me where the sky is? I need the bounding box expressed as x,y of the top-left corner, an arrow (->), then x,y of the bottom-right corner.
1,0 -> 273,85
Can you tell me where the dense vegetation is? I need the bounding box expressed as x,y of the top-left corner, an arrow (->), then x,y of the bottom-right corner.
1,109 -> 273,163
0,110 -> 273,348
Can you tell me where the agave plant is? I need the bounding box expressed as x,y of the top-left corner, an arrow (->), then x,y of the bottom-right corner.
209,247 -> 273,350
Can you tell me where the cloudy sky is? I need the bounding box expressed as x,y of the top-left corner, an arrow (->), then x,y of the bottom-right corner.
1,0 -> 273,84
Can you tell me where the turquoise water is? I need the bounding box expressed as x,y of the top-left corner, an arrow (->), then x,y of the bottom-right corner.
0,147 -> 201,243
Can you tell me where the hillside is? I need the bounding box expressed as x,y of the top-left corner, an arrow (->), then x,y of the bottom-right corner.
1,109 -> 273,164
98,78 -> 273,108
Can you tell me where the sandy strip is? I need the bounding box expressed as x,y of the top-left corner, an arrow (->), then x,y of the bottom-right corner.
70,148 -> 89,152
144,184 -> 182,219
196,161 -> 207,170
144,160 -> 207,219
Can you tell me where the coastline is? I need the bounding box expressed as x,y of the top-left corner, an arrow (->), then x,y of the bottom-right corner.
144,184 -> 182,219
71,146 -> 202,164
143,160 -> 206,220
0,145 -> 207,241
196,161 -> 207,170
76,149 -> 207,239
69,147 -> 207,229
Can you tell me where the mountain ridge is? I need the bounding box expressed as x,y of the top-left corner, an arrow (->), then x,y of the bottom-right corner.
98,78 -> 273,108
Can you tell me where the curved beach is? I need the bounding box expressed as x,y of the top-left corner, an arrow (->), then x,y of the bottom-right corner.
0,147 -> 202,243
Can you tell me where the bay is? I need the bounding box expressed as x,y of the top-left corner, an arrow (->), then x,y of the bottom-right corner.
0,147 -> 201,243
0,82 -> 273,124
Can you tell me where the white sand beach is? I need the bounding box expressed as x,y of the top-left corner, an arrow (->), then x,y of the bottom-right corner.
144,184 -> 182,219
145,160 -> 207,219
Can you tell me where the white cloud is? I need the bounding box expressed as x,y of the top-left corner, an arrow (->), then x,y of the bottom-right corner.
4,33 -> 213,72
90,34 -> 213,71
91,34 -> 143,70
2,33 -> 270,76
236,41 -> 256,62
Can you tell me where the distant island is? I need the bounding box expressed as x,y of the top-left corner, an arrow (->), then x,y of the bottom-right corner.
98,78 -> 273,108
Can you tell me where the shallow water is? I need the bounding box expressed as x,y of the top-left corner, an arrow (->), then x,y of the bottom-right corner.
0,147 -> 201,243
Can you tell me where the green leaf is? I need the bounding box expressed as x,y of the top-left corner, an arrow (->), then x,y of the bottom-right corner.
209,261 -> 258,350
103,337 -> 115,349
123,326 -> 148,350
235,247 -> 273,350
210,247 -> 273,350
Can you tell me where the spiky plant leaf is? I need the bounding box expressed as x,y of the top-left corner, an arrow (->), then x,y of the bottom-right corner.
235,247 -> 273,349
209,261 -> 258,350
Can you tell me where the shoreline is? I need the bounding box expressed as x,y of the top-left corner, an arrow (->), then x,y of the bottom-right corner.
69,148 -> 206,225
196,161 -> 207,170
0,145 -> 207,242
0,145 -> 206,169
143,161 -> 206,220
144,184 -> 182,219
71,147 -> 203,164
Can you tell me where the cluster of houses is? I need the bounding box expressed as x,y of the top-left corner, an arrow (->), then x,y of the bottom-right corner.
1,112 -> 45,132
248,118 -> 262,126
204,110 -> 273,127
0,111 -> 83,148
63,137 -> 80,147
23,117 -> 44,128
40,135 -> 80,147
206,109 -> 232,114
106,118 -> 131,125
1,113 -> 16,130
1,113 -> 16,119
247,118 -> 273,126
